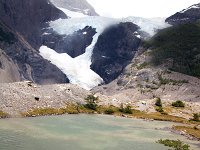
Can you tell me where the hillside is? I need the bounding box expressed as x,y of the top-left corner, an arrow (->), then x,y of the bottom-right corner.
146,22 -> 200,78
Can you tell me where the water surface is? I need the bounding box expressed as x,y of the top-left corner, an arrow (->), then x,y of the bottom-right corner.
0,115 -> 199,150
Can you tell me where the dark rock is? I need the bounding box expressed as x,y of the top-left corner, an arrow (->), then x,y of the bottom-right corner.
91,22 -> 141,83
166,3 -> 200,25
42,26 -> 96,58
35,97 -> 40,101
0,0 -> 67,49
0,20 -> 69,84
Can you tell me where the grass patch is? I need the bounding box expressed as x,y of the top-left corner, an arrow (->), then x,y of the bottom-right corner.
21,104 -> 81,117
173,126 -> 200,140
132,112 -> 187,123
157,139 -> 190,150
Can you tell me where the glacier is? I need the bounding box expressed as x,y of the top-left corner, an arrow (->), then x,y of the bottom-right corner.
39,7 -> 169,90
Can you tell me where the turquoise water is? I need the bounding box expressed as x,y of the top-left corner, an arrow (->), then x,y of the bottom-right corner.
0,115 -> 199,150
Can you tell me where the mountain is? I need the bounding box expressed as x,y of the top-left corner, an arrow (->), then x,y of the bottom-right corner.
166,3 -> 200,25
50,0 -> 98,16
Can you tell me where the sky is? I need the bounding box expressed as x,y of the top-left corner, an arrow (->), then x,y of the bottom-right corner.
87,0 -> 200,18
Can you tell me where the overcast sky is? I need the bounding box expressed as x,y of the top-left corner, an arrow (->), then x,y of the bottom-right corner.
87,0 -> 200,18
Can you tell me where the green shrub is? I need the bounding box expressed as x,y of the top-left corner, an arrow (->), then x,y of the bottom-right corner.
157,139 -> 190,150
155,97 -> 162,107
191,113 -> 200,122
172,100 -> 185,108
155,106 -> 164,113
104,108 -> 115,115
119,104 -> 132,114
84,95 -> 98,110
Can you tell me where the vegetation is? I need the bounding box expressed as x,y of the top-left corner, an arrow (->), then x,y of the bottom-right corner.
84,95 -> 98,110
155,106 -> 164,113
172,101 -> 185,108
21,104 -> 81,117
119,104 -> 133,114
173,126 -> 200,140
158,73 -> 188,86
104,108 -> 115,115
154,98 -> 168,115
136,62 -> 149,70
0,110 -> 9,118
190,113 -> 200,122
155,97 -> 162,107
157,139 -> 190,150
146,22 -> 200,78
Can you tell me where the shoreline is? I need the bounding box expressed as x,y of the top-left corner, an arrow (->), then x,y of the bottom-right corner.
1,105 -> 199,142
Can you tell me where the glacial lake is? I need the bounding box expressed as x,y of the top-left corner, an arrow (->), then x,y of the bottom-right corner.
0,114 -> 199,150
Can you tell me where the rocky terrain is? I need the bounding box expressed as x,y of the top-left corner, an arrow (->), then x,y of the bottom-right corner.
0,81 -> 90,117
50,0 -> 98,16
166,3 -> 200,25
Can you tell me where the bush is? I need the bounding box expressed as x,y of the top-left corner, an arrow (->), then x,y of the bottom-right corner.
172,100 -> 185,108
157,139 -> 190,150
191,113 -> 200,122
0,110 -> 9,118
84,95 -> 98,110
155,97 -> 162,107
104,108 -> 115,115
155,106 -> 164,113
119,104 -> 132,114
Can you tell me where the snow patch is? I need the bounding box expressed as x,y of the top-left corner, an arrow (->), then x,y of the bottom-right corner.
120,17 -> 170,36
57,7 -> 88,18
39,46 -> 103,90
180,4 -> 200,13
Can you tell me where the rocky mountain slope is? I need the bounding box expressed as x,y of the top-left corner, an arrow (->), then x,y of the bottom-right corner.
93,3 -> 200,103
50,0 -> 98,16
166,3 -> 200,25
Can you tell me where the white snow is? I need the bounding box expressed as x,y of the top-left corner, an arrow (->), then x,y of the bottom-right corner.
83,32 -> 87,35
180,4 -> 200,13
120,17 -> 170,36
39,46 -> 103,90
57,7 -> 88,18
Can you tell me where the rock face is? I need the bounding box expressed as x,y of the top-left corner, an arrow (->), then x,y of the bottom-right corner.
0,0 -> 67,49
0,22 -> 68,84
91,22 -> 141,83
166,3 -> 200,25
50,0 -> 98,16
0,49 -> 21,83
43,26 -> 97,58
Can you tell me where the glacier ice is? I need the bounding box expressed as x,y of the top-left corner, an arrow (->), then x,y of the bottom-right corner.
39,46 -> 103,90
